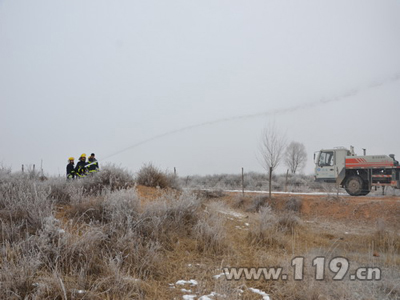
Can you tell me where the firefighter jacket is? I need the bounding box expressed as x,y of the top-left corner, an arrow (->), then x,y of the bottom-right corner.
66,163 -> 75,179
88,158 -> 99,173
75,161 -> 88,177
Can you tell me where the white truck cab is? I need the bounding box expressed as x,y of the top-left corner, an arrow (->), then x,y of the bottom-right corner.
314,147 -> 352,183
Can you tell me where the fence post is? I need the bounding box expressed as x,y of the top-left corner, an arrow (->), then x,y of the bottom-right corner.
285,169 -> 289,193
241,167 -> 244,197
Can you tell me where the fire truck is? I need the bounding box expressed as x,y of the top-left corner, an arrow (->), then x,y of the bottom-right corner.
314,146 -> 400,196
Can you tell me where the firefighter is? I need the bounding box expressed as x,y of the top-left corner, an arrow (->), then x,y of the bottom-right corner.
87,153 -> 99,174
75,153 -> 88,178
66,157 -> 75,179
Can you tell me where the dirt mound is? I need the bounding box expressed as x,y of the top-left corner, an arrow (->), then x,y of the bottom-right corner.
220,192 -> 400,226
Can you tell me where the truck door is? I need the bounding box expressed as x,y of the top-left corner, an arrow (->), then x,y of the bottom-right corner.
315,151 -> 336,182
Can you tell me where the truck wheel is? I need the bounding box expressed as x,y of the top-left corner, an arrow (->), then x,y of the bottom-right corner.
345,176 -> 364,196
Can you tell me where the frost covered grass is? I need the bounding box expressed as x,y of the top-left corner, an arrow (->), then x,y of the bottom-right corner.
1,168 -> 400,299
0,168 -> 224,299
181,172 -> 326,193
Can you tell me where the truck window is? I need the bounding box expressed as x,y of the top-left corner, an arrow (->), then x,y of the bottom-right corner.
319,151 -> 334,167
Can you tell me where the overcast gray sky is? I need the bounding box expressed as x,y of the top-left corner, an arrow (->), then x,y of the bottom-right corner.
1,0 -> 400,177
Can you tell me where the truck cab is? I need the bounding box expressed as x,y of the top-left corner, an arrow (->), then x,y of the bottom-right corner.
314,148 -> 351,183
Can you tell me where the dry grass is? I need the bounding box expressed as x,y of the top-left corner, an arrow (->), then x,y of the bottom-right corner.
246,195 -> 269,212
1,171 -> 400,299
285,196 -> 302,212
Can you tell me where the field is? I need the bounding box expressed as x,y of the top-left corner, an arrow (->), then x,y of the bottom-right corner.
1,166 -> 400,300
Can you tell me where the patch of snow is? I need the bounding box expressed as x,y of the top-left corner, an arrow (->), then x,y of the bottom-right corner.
189,279 -> 198,286
225,189 -> 346,196
245,223 -> 250,226
183,295 -> 197,300
249,287 -> 271,300
198,292 -> 226,299
213,273 -> 225,279
216,208 -> 245,218
181,288 -> 192,293
122,276 -> 140,283
176,279 -> 198,286
70,289 -> 86,294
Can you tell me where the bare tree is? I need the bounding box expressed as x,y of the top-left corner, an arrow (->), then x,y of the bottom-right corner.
285,141 -> 307,174
258,126 -> 286,198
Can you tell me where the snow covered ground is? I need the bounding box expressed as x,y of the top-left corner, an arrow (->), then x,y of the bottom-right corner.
223,189 -> 347,196
171,277 -> 271,300
184,188 -> 347,196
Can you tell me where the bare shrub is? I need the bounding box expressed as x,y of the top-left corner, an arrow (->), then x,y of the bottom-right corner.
66,196 -> 105,223
103,188 -> 140,229
78,164 -> 135,195
246,195 -> 268,212
137,192 -> 201,243
0,242 -> 41,299
231,195 -> 246,209
90,256 -> 145,298
34,217 -> 107,276
277,211 -> 300,233
364,221 -> 400,254
285,196 -> 302,212
194,189 -> 225,199
248,206 -> 298,249
95,164 -> 134,189
0,164 -> 12,183
193,203 -> 227,254
29,271 -> 84,300
136,163 -> 179,189
100,191 -> 201,278
106,234 -> 162,280
0,177 -> 54,237
136,163 -> 166,188
193,216 -> 226,254
47,179 -> 71,204
248,206 -> 279,246
66,185 -> 139,225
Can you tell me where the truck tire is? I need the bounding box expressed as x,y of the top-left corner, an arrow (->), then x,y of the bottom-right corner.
345,176 -> 364,196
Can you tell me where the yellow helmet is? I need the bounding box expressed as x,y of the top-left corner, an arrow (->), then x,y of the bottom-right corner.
68,157 -> 74,161
80,153 -> 86,158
